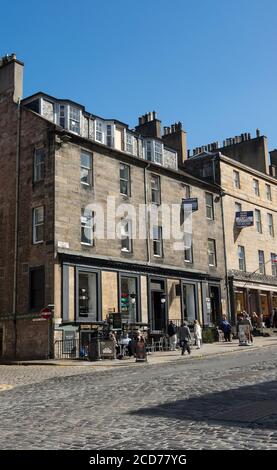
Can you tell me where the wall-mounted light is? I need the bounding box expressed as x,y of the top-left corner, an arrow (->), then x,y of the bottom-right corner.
160,294 -> 166,304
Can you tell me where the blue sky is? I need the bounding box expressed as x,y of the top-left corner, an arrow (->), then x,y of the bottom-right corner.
1,0 -> 277,152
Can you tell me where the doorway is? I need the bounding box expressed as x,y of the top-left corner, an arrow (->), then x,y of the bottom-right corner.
149,278 -> 167,332
151,291 -> 166,331
0,327 -> 3,357
209,285 -> 221,325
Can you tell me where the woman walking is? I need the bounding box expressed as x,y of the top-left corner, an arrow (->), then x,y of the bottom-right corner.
194,320 -> 202,349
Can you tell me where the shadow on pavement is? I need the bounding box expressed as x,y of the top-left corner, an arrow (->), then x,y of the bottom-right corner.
131,380 -> 277,430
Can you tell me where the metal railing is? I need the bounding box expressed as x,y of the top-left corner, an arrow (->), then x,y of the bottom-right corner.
54,339 -> 81,359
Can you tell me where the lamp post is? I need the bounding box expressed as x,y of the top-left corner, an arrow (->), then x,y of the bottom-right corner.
160,294 -> 167,332
130,292 -> 136,323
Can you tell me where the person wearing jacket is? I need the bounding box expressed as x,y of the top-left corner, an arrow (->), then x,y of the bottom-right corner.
179,322 -> 192,355
220,315 -> 232,342
167,320 -> 177,351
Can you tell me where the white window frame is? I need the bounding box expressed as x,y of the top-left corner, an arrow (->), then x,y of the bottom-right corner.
33,148 -> 45,183
106,124 -> 114,147
208,239 -> 216,266
253,178 -> 260,196
238,245 -> 246,271
69,106 -> 81,134
126,133 -> 134,154
120,163 -> 131,196
267,213 -> 274,237
153,226 -> 163,257
58,104 -> 66,128
33,206 -> 44,244
258,250 -> 265,274
81,209 -> 94,246
266,184 -> 272,201
95,120 -> 103,143
255,209 -> 262,233
184,243 -> 193,263
146,140 -> 152,161
271,253 -> 277,276
80,151 -> 93,187
151,174 -> 161,205
233,170 -> 240,189
154,141 -> 163,165
205,192 -> 214,220
121,219 -> 132,253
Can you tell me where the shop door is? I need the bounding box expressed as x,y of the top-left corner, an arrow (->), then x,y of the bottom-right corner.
210,286 -> 221,325
260,293 -> 269,319
0,328 -> 3,357
151,291 -> 166,332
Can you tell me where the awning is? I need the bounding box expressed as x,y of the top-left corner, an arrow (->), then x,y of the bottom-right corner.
234,281 -> 277,292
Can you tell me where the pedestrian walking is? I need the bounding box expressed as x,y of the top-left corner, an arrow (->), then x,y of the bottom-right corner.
167,320 -> 177,351
242,311 -> 253,344
193,320 -> 202,349
272,308 -> 277,328
220,315 -> 232,342
179,321 -> 191,355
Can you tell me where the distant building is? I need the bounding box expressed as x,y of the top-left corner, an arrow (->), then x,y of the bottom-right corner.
184,132 -> 277,324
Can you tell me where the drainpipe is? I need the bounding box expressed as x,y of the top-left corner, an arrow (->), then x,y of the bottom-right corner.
12,98 -> 21,358
144,163 -> 151,264
211,155 -> 232,323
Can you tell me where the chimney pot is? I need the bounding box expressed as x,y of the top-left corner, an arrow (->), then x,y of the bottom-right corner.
256,128 -> 260,138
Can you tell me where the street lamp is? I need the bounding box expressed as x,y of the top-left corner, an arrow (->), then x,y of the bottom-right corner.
130,292 -> 136,323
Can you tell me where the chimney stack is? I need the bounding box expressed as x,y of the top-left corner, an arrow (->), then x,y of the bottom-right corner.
0,53 -> 24,102
162,120 -> 187,168
135,111 -> 161,138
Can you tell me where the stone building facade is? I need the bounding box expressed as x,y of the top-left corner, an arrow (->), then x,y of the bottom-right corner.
0,55 -> 227,359
184,134 -> 277,324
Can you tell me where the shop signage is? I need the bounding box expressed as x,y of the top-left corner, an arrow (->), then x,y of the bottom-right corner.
182,198 -> 198,212
235,211 -> 254,228
206,298 -> 211,314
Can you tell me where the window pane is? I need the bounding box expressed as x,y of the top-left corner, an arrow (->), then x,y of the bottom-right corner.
35,207 -> 44,224
78,272 -> 97,320
80,167 -> 89,185
81,152 -> 91,169
183,284 -> 196,323
120,277 -> 137,322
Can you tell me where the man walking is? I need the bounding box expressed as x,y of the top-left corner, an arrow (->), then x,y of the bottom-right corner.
220,315 -> 232,342
167,320 -> 177,351
179,321 -> 192,355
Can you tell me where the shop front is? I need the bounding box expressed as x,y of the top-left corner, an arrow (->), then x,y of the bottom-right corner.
233,280 -> 277,325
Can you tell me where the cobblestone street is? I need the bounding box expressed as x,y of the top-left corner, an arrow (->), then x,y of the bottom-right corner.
0,346 -> 276,450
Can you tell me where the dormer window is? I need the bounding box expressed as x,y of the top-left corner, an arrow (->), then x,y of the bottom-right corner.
154,141 -> 163,165
69,106 -> 80,134
126,133 -> 133,154
59,105 -> 65,127
95,121 -> 103,143
58,104 -> 80,134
